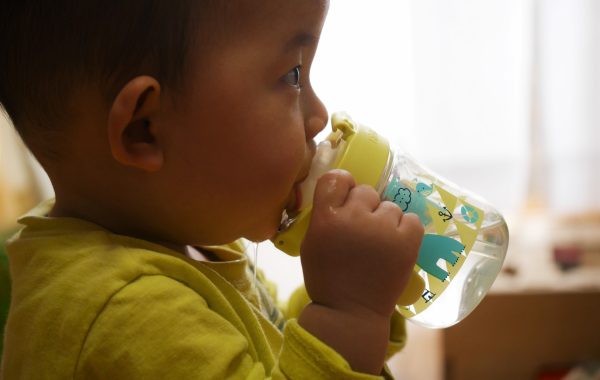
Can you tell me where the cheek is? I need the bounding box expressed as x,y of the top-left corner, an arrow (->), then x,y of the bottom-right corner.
257,139 -> 305,180
244,152 -> 299,199
226,147 -> 304,221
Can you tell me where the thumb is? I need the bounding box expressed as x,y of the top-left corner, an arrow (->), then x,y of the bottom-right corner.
312,169 -> 356,211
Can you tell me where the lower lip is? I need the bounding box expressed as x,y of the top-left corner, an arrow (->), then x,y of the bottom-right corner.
287,184 -> 303,215
294,185 -> 303,211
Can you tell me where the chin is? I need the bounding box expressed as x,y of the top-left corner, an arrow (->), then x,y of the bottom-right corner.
244,217 -> 282,243
244,229 -> 276,243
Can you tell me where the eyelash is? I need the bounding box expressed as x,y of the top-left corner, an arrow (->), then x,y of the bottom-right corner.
283,65 -> 303,89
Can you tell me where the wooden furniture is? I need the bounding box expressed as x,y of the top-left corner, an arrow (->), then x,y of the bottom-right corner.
444,291 -> 600,380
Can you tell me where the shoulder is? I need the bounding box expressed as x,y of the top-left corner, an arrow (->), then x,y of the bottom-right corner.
76,274 -> 263,379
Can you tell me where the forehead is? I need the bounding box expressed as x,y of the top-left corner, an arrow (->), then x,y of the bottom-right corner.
224,0 -> 329,43
179,0 -> 328,99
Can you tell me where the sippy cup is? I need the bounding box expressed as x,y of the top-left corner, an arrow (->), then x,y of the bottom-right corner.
273,112 -> 509,328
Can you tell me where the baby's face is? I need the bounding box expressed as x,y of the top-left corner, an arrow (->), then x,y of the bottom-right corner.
158,0 -> 330,244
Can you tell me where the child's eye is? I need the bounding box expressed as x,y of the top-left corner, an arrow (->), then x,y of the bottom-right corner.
283,65 -> 302,89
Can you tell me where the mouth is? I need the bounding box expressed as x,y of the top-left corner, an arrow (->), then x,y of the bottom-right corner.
284,141 -> 317,216
284,174 -> 307,219
278,185 -> 300,234
287,184 -> 303,216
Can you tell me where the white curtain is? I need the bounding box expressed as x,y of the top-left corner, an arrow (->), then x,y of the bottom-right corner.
314,0 -> 600,217
313,0 -> 532,216
534,0 -> 600,214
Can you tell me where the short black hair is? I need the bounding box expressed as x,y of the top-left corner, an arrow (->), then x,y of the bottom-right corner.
0,1 -> 217,149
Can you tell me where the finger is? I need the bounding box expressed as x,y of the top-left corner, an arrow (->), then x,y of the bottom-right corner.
345,184 -> 381,211
312,169 -> 356,210
397,212 -> 425,245
373,200 -> 404,219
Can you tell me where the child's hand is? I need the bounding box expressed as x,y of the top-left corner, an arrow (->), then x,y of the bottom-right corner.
301,169 -> 423,318
298,169 -> 424,374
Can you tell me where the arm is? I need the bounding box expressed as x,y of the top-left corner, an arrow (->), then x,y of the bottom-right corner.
298,170 -> 424,374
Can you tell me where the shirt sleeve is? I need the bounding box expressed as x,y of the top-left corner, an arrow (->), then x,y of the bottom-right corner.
274,320 -> 392,380
283,285 -> 408,359
75,274 -> 391,380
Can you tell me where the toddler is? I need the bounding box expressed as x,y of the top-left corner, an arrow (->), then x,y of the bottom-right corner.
0,0 -> 424,378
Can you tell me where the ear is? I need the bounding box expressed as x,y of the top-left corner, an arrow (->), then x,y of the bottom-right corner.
107,76 -> 164,172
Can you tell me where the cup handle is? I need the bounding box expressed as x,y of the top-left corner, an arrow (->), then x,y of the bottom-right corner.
396,270 -> 425,306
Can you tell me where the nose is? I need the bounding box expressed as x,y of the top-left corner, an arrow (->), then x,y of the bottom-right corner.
303,88 -> 328,140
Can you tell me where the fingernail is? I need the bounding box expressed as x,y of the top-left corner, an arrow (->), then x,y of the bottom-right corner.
329,169 -> 349,176
326,177 -> 337,194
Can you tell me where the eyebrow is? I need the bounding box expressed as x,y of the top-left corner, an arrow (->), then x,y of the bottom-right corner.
284,32 -> 318,52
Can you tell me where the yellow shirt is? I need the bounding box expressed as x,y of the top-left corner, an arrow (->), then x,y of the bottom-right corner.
1,200 -> 406,379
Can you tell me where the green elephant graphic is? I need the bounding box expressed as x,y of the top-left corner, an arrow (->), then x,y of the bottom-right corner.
417,234 -> 465,282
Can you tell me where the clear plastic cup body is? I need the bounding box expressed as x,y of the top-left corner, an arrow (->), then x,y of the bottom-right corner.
281,129 -> 509,328
380,148 -> 509,328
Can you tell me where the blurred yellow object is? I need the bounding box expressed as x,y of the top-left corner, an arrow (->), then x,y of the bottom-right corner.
1,229 -> 11,358
0,112 -> 43,358
0,113 -> 43,231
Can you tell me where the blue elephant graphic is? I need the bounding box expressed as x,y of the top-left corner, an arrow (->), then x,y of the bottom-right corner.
417,234 -> 465,282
